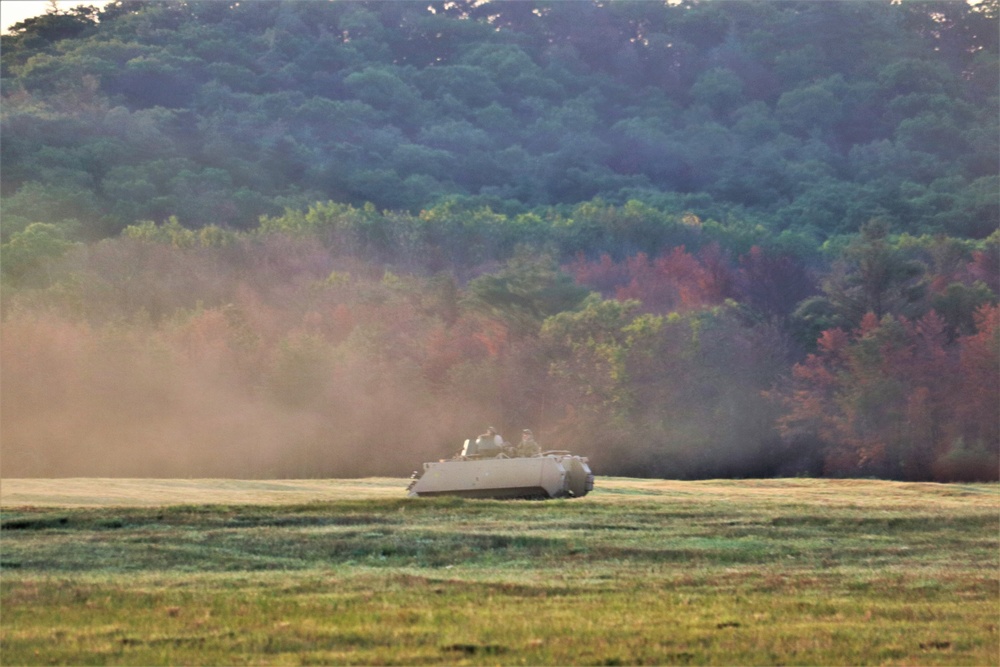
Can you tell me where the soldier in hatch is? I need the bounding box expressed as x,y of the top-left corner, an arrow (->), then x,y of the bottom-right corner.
518,429 -> 541,457
471,426 -> 505,457
478,426 -> 504,447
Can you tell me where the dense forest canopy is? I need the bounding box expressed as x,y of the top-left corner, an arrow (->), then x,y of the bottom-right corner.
2,0 -> 998,239
1,0 -> 997,482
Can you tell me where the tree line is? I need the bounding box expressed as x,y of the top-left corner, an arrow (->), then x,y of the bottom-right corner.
1,0 -> 997,243
2,205 -> 996,480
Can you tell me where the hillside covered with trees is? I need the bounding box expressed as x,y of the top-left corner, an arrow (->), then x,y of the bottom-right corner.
1,0 -> 997,481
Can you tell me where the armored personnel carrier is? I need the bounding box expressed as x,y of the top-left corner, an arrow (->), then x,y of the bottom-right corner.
407,433 -> 594,500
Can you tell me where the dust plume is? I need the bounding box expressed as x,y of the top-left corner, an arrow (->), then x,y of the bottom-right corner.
0,239 -> 510,479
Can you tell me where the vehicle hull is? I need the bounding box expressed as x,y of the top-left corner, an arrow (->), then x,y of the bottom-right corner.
408,454 -> 593,499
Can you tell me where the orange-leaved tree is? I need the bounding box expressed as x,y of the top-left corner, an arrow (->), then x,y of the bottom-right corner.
777,306 -> 997,481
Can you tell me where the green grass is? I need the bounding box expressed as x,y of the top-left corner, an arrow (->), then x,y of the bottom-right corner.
1,478 -> 997,665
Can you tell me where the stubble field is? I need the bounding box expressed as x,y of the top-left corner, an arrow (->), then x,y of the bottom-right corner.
1,477 -> 997,665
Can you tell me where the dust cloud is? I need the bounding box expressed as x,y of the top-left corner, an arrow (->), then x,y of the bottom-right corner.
1,236 -> 789,481
1,309 -> 489,478
0,240 -> 527,479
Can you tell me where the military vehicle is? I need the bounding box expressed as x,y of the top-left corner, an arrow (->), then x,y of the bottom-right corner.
407,434 -> 594,499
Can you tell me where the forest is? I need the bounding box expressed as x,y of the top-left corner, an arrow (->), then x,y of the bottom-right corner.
1,0 -> 997,481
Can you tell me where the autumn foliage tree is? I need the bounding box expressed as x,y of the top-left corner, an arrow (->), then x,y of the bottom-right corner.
777,306 -> 998,481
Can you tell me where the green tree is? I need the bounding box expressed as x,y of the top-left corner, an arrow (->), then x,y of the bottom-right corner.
464,251 -> 588,334
775,78 -> 844,138
690,67 -> 744,116
796,219 -> 928,340
343,66 -> 423,120
0,222 -> 77,286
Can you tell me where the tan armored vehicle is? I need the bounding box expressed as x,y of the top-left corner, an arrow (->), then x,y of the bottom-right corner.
407,431 -> 594,499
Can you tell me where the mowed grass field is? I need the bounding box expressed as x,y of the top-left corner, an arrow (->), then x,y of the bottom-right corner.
1,477 -> 997,666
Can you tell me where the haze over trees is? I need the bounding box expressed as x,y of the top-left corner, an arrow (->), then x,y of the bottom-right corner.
1,0 -> 997,481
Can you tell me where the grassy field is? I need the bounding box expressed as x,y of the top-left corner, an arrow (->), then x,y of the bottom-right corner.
1,477 -> 997,665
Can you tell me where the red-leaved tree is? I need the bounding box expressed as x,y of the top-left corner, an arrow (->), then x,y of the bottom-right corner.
777,307 -> 998,481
